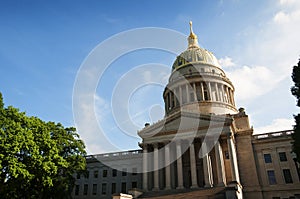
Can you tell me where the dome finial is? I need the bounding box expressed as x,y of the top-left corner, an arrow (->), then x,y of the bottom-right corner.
189,21 -> 193,34
188,21 -> 199,48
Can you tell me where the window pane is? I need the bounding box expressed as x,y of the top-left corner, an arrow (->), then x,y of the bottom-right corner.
92,184 -> 97,195
102,183 -> 107,194
267,170 -> 276,185
84,184 -> 88,195
94,170 -> 98,178
121,182 -> 126,193
111,183 -> 116,194
112,169 -> 117,177
279,152 -> 287,162
264,154 -> 272,163
283,169 -> 293,183
103,170 -> 108,177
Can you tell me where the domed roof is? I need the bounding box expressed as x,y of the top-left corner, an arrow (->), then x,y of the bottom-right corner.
172,21 -> 221,71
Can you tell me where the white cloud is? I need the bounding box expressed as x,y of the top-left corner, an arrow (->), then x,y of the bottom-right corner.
226,0 -> 300,103
273,11 -> 290,23
227,65 -> 282,102
279,0 -> 297,5
254,118 -> 294,134
219,56 -> 235,68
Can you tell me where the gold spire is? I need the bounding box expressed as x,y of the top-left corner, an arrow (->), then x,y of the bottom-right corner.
189,21 -> 197,39
188,21 -> 199,48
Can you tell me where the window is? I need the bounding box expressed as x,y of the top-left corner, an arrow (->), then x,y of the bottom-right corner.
121,182 -> 127,193
112,169 -> 117,177
103,169 -> 108,177
132,168 -> 137,175
225,151 -> 229,159
122,168 -> 127,176
111,183 -> 116,194
94,170 -> 98,178
283,169 -> 293,183
267,170 -> 277,185
92,184 -> 97,195
264,154 -> 272,163
102,183 -> 107,195
85,171 -> 89,179
279,152 -> 287,162
84,184 -> 88,195
76,173 -> 80,179
75,185 -> 79,195
132,181 -> 137,188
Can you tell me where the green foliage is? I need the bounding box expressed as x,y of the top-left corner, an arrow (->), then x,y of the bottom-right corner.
0,93 -> 86,198
291,59 -> 300,162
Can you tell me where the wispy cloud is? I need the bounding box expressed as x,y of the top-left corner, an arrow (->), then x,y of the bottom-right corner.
254,118 -> 294,134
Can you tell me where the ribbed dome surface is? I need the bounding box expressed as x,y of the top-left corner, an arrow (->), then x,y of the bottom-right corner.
172,47 -> 221,71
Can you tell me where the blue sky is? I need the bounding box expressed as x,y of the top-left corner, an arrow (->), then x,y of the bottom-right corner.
1,0 -> 300,154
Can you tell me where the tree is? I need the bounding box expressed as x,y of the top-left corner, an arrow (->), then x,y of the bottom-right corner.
0,93 -> 87,198
291,59 -> 300,162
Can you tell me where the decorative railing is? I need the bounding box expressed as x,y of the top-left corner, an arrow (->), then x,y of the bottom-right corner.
253,130 -> 293,140
85,149 -> 142,160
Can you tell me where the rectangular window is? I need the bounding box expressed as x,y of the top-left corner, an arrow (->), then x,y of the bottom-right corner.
92,184 -> 97,195
103,169 -> 108,177
283,169 -> 293,183
267,170 -> 276,185
264,154 -> 272,163
132,181 -> 137,188
279,152 -> 287,162
75,185 -> 79,195
94,170 -> 98,178
111,183 -> 116,194
122,168 -> 127,176
112,169 -> 117,177
121,182 -> 126,193
102,183 -> 107,195
83,184 -> 88,195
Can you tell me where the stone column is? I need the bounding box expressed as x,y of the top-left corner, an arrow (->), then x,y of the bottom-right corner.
215,141 -> 226,186
164,143 -> 171,190
189,142 -> 198,188
179,86 -> 182,105
221,84 -> 225,102
215,83 -> 220,101
202,141 -> 213,187
176,140 -> 184,189
193,83 -> 197,102
208,82 -> 212,100
143,144 -> 148,191
174,89 -> 177,107
227,132 -> 240,183
200,82 -> 205,100
153,143 -> 159,190
186,84 -> 190,102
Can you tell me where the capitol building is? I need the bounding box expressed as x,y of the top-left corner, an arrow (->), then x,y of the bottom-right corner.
73,23 -> 300,199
